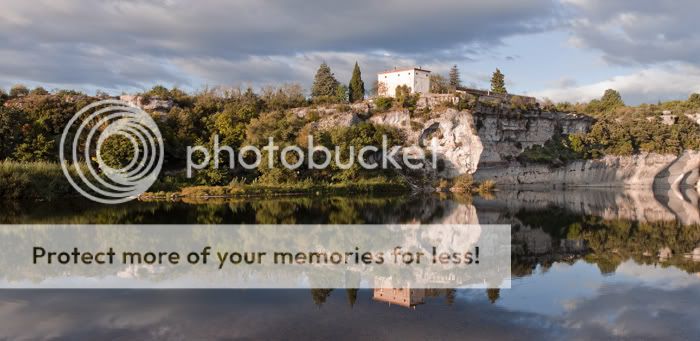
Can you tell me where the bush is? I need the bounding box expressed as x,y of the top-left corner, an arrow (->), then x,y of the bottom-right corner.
395,85 -> 419,112
518,135 -> 582,165
476,180 -> 495,194
373,97 -> 393,112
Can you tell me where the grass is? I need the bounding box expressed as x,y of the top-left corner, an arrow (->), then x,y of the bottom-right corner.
0,161 -> 83,200
0,161 -> 411,200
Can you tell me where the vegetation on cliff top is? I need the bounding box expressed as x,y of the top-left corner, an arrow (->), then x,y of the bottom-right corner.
520,90 -> 700,165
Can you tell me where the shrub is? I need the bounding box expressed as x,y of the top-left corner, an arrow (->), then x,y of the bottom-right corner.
395,85 -> 419,112
476,180 -> 495,194
373,97 -> 393,112
450,174 -> 473,193
410,120 -> 424,131
518,135 -> 582,165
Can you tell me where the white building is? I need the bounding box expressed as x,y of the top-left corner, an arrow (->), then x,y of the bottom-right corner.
377,67 -> 431,97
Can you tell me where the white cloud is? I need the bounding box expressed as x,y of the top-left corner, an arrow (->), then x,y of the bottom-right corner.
0,0 -> 557,90
532,63 -> 700,104
561,0 -> 700,65
172,51 -> 436,91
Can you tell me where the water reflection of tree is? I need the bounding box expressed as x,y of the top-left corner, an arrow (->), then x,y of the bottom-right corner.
514,207 -> 700,275
3,195 -> 428,224
487,288 -> 500,304
346,288 -> 358,308
311,289 -> 333,306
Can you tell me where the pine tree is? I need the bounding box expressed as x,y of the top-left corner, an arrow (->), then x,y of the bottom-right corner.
448,64 -> 461,89
348,62 -> 365,103
490,69 -> 507,94
311,62 -> 339,99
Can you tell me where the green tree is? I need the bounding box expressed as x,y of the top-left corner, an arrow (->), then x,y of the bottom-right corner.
13,134 -> 55,162
146,85 -> 171,98
348,62 -> 365,103
30,87 -> 49,96
0,107 -> 27,159
600,89 -> 624,110
394,85 -> 418,111
335,84 -> 348,103
449,64 -> 461,89
311,62 -> 339,102
490,69 -> 507,94
98,134 -> 136,169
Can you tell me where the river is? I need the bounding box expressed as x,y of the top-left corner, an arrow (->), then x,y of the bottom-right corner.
0,189 -> 699,339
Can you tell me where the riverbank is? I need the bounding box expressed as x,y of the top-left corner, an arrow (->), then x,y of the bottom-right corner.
0,161 -> 413,200
140,177 -> 411,200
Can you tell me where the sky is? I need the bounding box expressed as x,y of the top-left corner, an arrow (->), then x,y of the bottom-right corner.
1,0 -> 700,105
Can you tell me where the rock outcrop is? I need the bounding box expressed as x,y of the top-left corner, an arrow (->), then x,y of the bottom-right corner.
296,98 -> 700,189
371,105 -> 700,189
472,152 -> 700,189
119,95 -> 174,112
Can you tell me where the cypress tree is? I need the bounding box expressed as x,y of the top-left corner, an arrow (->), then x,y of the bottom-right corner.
346,288 -> 358,308
348,62 -> 365,103
311,62 -> 339,99
448,64 -> 461,89
490,69 -> 507,94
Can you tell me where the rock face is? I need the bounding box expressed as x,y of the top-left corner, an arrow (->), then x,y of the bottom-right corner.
370,105 -> 700,189
119,95 -> 174,112
472,152 -> 700,189
298,99 -> 700,189
371,105 -> 597,179
311,111 -> 363,131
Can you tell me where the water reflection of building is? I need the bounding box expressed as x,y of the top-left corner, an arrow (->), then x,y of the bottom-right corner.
372,288 -> 455,309
373,288 -> 425,308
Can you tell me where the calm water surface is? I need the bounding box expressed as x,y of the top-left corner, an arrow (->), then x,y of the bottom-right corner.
1,189 -> 699,340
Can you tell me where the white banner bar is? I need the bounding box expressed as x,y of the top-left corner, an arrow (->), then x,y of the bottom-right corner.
0,224 -> 511,289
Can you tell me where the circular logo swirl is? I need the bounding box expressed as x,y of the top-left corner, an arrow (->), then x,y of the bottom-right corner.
60,99 -> 163,204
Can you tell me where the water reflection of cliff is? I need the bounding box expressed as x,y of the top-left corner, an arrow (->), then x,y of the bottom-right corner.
474,187 -> 700,225
468,188 -> 700,279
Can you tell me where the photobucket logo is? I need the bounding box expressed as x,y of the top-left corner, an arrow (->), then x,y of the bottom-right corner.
186,135 -> 438,177
60,100 -> 164,204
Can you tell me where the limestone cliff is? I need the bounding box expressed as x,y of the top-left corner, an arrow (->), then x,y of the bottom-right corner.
299,101 -> 700,189
369,104 -> 700,189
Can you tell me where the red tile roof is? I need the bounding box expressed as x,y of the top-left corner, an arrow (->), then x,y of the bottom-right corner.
378,67 -> 431,74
